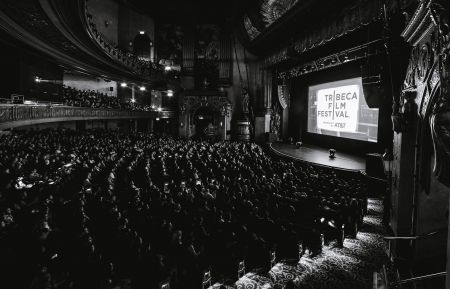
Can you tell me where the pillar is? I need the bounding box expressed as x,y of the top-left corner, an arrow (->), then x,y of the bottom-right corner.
263,68 -> 272,125
282,107 -> 289,140
254,69 -> 273,142
220,107 -> 229,141
149,119 -> 154,134
390,101 -> 418,258
447,196 -> 450,288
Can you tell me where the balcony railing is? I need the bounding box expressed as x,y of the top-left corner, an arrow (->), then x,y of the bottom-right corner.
0,105 -> 175,129
81,0 -> 162,78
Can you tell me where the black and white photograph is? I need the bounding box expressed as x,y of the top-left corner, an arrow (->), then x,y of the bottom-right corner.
0,0 -> 449,288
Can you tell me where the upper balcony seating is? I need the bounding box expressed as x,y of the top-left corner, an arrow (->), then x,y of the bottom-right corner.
84,4 -> 162,78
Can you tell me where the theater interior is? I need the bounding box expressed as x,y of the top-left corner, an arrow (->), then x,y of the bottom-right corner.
0,0 -> 449,288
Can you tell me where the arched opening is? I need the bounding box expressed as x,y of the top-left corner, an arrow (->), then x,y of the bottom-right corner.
133,31 -> 153,62
193,106 -> 219,139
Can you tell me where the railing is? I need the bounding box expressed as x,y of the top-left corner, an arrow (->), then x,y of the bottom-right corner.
394,272 -> 446,285
375,229 -> 448,289
374,265 -> 446,289
0,105 -> 178,129
384,228 -> 447,260
81,0 -> 162,78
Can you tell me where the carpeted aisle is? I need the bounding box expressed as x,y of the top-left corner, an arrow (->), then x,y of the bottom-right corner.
235,198 -> 388,289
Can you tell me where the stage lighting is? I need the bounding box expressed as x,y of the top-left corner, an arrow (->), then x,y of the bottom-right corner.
121,82 -> 127,87
156,117 -> 160,121
157,107 -> 162,112
34,76 -> 42,83
139,86 -> 146,91
167,90 -> 174,97
139,31 -> 145,35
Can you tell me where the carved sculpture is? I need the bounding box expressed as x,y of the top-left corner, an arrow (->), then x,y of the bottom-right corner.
396,0 -> 450,187
429,1 -> 450,187
270,109 -> 281,138
241,88 -> 250,114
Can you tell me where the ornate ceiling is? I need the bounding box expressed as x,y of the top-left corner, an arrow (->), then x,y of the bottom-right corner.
0,0 -> 153,85
124,0 -> 237,23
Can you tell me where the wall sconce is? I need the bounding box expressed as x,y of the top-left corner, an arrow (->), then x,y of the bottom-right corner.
180,122 -> 184,127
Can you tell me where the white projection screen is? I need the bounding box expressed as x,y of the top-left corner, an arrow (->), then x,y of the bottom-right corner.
307,77 -> 379,142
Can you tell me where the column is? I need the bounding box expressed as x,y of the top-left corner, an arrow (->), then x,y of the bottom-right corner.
447,196 -> 450,289
263,69 -> 272,116
149,119 -> 154,134
254,69 -> 274,142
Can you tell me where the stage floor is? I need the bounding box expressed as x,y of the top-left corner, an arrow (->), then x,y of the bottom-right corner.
271,143 -> 365,172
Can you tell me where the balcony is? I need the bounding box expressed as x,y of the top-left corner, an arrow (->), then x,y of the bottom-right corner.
0,104 -> 175,130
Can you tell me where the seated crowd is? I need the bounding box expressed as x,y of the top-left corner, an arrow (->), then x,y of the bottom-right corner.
0,130 -> 367,289
62,86 -> 152,111
85,10 -> 161,77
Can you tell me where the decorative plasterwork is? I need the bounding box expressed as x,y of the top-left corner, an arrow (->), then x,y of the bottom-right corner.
398,0 -> 450,187
277,40 -> 384,80
180,92 -> 231,117
0,0 -> 152,83
244,0 -> 300,41
263,0 -> 385,67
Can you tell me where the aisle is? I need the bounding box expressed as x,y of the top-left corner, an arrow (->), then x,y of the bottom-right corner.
235,198 -> 388,289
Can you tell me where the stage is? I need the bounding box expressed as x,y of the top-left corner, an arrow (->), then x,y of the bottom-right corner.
270,143 -> 365,172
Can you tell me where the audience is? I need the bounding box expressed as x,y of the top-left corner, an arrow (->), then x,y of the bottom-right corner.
85,9 -> 161,77
62,86 -> 152,111
0,130 -> 367,289
62,86 -> 120,109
